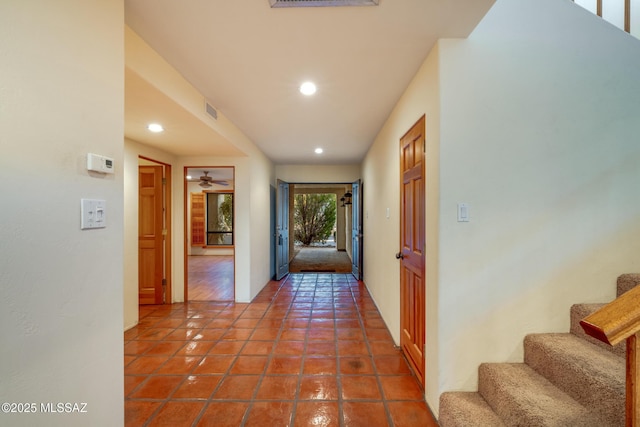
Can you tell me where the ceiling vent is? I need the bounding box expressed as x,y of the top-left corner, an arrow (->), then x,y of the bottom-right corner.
270,0 -> 378,8
205,101 -> 218,120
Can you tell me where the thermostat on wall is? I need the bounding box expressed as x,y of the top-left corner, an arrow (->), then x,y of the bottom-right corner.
87,153 -> 114,174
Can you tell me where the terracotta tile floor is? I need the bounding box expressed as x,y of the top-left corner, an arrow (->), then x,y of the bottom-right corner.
125,273 -> 438,426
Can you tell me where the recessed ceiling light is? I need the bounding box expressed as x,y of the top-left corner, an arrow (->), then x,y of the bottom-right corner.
147,123 -> 164,133
186,175 -> 192,180
300,82 -> 317,96
315,148 -> 323,154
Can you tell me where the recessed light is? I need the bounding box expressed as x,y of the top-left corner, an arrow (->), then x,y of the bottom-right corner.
186,175 -> 192,180
315,148 -> 323,154
147,123 -> 164,133
300,82 -> 317,96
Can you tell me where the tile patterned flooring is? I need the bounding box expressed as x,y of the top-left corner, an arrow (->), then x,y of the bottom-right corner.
125,273 -> 438,426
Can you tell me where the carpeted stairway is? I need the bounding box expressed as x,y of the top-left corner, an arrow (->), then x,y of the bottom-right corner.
439,274 -> 640,427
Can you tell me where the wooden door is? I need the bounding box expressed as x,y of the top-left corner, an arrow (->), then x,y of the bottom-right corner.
351,179 -> 363,280
275,180 -> 289,280
139,165 -> 164,304
399,115 -> 426,386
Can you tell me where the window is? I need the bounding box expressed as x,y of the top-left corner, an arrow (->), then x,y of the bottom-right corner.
206,192 -> 233,245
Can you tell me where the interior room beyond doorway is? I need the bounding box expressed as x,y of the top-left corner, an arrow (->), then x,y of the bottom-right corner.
185,166 -> 235,302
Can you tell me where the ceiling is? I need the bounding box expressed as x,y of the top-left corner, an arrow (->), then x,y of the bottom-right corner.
186,167 -> 234,183
124,0 -> 494,164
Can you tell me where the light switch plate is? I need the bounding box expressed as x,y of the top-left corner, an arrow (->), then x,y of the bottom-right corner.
81,199 -> 106,229
457,203 -> 469,222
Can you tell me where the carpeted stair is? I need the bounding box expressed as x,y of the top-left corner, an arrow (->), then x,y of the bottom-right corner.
439,274 -> 640,427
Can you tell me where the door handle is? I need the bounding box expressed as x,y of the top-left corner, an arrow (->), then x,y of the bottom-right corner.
395,252 -> 404,260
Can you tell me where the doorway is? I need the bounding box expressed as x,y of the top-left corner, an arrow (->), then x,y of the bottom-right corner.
276,182 -> 362,277
138,157 -> 172,305
184,166 -> 235,302
399,115 -> 426,387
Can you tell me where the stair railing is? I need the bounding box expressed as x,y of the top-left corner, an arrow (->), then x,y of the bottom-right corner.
572,0 -> 632,34
581,285 -> 640,426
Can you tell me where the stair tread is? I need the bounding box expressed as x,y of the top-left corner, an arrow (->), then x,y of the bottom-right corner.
479,363 -> 607,426
526,332 -> 624,382
525,332 -> 624,425
439,392 -> 505,427
438,274 -> 639,426
617,273 -> 640,297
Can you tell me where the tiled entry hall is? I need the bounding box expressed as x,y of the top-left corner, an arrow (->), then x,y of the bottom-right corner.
125,274 -> 436,426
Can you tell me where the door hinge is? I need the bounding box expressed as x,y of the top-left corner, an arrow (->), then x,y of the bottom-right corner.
162,229 -> 168,236
162,178 -> 167,185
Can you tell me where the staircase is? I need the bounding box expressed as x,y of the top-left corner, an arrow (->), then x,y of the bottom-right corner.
572,0 -> 639,40
439,274 -> 640,427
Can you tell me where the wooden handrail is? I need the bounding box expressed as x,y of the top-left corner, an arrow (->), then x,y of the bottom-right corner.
581,285 -> 640,426
571,0 -> 633,35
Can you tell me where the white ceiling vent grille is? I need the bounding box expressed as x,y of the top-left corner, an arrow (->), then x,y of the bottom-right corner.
205,101 -> 218,120
270,0 -> 378,8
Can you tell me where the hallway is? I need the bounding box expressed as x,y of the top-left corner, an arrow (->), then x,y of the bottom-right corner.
124,274 -> 436,426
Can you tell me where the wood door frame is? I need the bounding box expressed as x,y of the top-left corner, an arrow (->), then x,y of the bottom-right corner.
183,166 -> 236,302
138,156 -> 172,305
399,115 -> 426,387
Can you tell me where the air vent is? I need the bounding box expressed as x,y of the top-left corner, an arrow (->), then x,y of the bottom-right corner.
270,0 -> 378,8
205,101 -> 218,120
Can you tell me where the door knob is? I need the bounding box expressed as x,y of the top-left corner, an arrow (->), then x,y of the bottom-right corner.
395,252 -> 404,260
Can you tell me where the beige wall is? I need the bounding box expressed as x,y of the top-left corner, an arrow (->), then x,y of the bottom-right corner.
124,26 -> 275,314
363,0 -> 640,417
362,41 -> 441,411
436,0 -> 640,401
0,1 -> 124,425
124,139 -> 177,330
276,164 -> 360,183
176,154 -> 274,303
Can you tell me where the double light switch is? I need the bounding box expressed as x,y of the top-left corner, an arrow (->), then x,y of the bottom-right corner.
81,199 -> 106,229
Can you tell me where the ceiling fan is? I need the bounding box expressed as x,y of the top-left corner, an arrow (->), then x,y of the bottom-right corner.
198,171 -> 229,188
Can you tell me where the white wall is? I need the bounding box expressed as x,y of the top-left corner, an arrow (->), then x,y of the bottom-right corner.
0,1 -> 124,426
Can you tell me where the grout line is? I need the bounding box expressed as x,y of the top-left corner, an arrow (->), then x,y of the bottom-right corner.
127,273 -> 430,426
